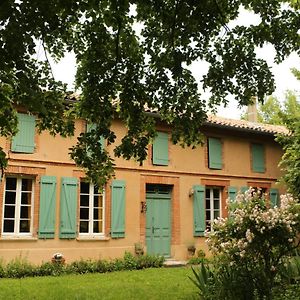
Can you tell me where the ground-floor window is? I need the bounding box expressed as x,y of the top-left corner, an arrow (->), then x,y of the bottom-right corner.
205,187 -> 221,231
250,187 -> 267,198
79,182 -> 104,235
2,177 -> 33,235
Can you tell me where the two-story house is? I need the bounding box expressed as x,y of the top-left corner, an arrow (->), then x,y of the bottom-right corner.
0,112 -> 287,264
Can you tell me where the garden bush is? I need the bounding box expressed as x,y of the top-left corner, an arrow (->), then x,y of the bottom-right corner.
38,261 -> 64,277
0,252 -> 164,279
188,248 -> 207,265
187,257 -> 206,265
5,257 -> 37,278
66,259 -> 98,274
136,253 -> 165,269
191,189 -> 300,300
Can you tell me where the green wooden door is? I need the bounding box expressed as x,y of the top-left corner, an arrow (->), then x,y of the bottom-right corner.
146,186 -> 171,257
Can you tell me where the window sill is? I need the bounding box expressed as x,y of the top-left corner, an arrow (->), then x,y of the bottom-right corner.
76,236 -> 110,242
0,236 -> 38,241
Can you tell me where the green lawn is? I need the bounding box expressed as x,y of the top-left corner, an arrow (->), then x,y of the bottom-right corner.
0,267 -> 198,300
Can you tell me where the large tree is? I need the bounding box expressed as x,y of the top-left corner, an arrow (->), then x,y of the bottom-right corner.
245,89 -> 300,198
272,91 -> 300,199
277,114 -> 300,199
0,1 -> 299,184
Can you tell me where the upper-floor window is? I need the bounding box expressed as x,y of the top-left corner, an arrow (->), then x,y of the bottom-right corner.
207,137 -> 222,169
239,186 -> 279,208
86,123 -> 105,150
251,143 -> 265,173
2,177 -> 33,235
11,113 -> 36,153
79,182 -> 105,235
152,131 -> 169,166
205,187 -> 222,231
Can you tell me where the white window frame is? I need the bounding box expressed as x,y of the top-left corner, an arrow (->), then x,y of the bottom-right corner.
2,176 -> 34,236
205,187 -> 222,231
79,182 -> 105,237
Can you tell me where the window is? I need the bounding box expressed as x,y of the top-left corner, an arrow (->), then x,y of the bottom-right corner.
2,177 -> 33,235
11,113 -> 36,153
205,187 -> 221,230
242,185 -> 278,207
251,187 -> 267,197
251,143 -> 265,173
79,182 -> 104,235
152,132 -> 169,166
86,123 -> 105,149
207,137 -> 222,169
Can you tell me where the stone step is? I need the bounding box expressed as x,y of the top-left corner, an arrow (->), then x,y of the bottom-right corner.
163,259 -> 188,268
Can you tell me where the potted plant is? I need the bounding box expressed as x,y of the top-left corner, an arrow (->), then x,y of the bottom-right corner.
187,245 -> 196,258
134,243 -> 144,256
51,252 -> 65,265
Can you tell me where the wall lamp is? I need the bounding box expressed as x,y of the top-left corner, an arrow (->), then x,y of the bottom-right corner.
140,201 -> 147,213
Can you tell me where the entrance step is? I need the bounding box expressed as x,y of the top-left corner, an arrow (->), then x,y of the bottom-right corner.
163,259 -> 188,268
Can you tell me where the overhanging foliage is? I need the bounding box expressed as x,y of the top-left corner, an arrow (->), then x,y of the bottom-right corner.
0,0 -> 299,184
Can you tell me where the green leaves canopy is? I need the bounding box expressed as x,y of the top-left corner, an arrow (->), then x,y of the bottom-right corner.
275,96 -> 300,198
0,0 -> 299,184
245,89 -> 300,198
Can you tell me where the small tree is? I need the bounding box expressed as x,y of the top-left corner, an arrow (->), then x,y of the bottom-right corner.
205,189 -> 300,300
276,117 -> 300,199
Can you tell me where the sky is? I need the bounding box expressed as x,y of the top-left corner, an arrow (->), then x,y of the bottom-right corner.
50,8 -> 300,120
217,52 -> 300,119
50,50 -> 300,120
216,7 -> 300,119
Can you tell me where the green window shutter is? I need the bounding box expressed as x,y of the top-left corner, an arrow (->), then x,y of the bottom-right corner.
38,176 -> 57,239
86,123 -> 104,149
60,177 -> 78,239
228,187 -> 237,203
86,123 -> 94,132
111,180 -> 126,238
270,188 -> 279,208
240,186 -> 248,194
193,185 -> 205,237
153,132 -> 169,166
208,138 -> 222,169
11,113 -> 36,153
252,144 -> 265,173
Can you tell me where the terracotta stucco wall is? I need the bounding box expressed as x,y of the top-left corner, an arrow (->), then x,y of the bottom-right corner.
0,118 -> 285,264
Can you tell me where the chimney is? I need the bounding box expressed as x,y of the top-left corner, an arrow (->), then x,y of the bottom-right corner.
247,96 -> 258,122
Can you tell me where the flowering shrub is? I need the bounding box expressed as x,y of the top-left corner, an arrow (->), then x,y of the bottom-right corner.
204,188 -> 300,299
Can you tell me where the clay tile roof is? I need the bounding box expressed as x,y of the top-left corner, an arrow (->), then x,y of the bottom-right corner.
65,93 -> 288,135
206,115 -> 289,135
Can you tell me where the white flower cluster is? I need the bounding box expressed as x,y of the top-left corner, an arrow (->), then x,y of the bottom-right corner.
245,229 -> 254,243
207,191 -> 300,260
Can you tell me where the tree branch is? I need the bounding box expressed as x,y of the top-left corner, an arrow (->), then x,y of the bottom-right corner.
114,0 -> 123,68
169,0 -> 180,49
213,0 -> 230,33
115,18 -> 122,66
41,38 -> 55,80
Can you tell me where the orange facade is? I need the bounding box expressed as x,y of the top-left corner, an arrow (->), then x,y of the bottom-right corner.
0,115 -> 286,264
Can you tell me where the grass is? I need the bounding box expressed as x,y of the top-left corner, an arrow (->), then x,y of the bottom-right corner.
0,267 -> 198,300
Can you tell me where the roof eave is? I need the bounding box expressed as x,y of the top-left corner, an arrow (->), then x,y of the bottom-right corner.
202,122 -> 279,136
